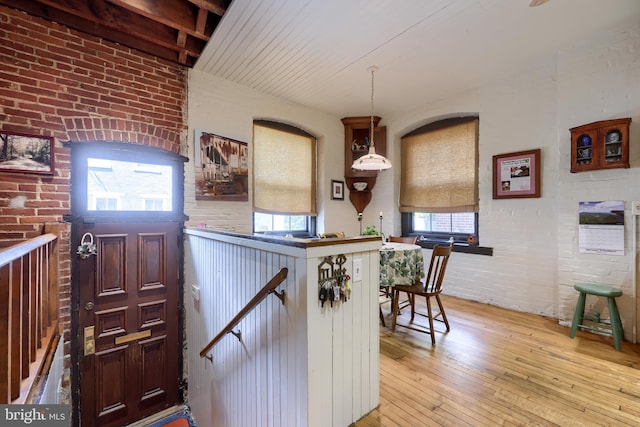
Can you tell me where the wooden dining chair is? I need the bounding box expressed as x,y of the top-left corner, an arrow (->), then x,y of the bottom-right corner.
380,235 -> 418,326
391,244 -> 453,344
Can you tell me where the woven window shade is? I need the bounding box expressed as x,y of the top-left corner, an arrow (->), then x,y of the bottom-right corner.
253,124 -> 317,215
400,119 -> 478,213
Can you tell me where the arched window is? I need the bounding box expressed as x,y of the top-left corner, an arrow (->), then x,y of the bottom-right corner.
400,117 -> 478,244
252,120 -> 317,236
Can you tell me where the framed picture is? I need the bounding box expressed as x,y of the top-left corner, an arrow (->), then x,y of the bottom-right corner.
331,179 -> 344,200
492,148 -> 541,199
194,129 -> 248,201
0,131 -> 54,175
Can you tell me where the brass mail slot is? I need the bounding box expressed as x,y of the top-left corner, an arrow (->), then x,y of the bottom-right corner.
115,329 -> 151,345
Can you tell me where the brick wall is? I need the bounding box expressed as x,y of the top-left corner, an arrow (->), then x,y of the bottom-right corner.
0,5 -> 187,376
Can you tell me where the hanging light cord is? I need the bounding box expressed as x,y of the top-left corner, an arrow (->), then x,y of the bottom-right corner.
370,68 -> 375,150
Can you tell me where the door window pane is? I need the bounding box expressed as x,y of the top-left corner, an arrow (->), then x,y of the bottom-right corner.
87,158 -> 172,211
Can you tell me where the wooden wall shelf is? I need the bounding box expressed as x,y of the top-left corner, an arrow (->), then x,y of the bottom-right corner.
342,116 -> 386,213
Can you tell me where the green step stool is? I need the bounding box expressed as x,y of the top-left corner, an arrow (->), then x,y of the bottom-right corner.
569,283 -> 624,351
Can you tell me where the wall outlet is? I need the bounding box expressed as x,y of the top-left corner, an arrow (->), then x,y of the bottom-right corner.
632,201 -> 640,216
353,259 -> 362,282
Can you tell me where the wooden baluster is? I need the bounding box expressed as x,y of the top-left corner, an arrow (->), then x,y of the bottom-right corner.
42,244 -> 50,327
0,264 -> 10,403
21,256 -> 31,379
29,252 -> 37,363
47,238 -> 59,329
36,248 -> 43,349
10,259 -> 22,400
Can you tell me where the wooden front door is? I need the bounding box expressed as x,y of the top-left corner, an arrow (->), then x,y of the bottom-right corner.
77,221 -> 180,427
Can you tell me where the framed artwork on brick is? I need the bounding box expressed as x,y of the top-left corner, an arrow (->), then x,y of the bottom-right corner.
0,131 -> 54,175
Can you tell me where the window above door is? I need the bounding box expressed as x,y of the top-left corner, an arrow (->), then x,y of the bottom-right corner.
70,142 -> 187,222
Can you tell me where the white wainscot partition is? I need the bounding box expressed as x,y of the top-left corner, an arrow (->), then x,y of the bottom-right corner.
184,229 -> 382,427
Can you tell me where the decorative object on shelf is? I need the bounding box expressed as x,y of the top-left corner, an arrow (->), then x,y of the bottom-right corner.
331,179 -> 344,200
77,232 -> 97,259
351,66 -> 392,171
0,131 -> 54,175
352,181 -> 368,191
569,118 -> 631,173
317,254 -> 350,307
492,148 -> 541,199
358,212 -> 363,235
466,234 -> 478,246
319,232 -> 345,239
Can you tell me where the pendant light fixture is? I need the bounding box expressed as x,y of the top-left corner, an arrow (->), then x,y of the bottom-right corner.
351,66 -> 392,171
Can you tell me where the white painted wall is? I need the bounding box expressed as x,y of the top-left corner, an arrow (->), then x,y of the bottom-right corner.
186,21 -> 640,343
184,230 -> 380,427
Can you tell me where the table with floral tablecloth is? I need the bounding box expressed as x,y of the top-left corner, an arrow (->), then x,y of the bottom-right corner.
379,242 -> 425,288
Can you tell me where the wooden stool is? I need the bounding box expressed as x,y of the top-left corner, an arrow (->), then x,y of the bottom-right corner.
569,283 -> 624,351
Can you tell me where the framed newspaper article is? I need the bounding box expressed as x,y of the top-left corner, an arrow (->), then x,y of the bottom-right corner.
492,148 -> 540,199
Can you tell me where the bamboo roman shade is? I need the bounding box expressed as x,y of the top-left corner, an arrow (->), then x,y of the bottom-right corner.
253,122 -> 317,215
400,118 -> 479,213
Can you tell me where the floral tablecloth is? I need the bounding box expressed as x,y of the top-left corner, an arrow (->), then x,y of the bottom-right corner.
379,242 -> 425,288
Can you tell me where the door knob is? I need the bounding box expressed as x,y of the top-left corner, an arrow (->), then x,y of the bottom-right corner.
84,301 -> 94,311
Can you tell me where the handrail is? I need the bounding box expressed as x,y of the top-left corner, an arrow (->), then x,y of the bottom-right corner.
0,227 -> 60,403
199,267 -> 288,358
0,233 -> 57,268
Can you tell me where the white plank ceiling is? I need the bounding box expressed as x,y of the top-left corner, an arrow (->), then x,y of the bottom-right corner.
195,0 -> 640,119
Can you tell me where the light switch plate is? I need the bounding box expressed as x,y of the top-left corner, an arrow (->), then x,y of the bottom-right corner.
353,259 -> 362,282
191,285 -> 201,301
632,201 -> 640,216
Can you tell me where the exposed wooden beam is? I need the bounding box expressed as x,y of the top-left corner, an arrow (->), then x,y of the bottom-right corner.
0,0 -> 204,66
195,6 -> 208,36
177,30 -> 187,48
188,0 -> 226,16
107,0 -> 212,40
0,0 -> 225,67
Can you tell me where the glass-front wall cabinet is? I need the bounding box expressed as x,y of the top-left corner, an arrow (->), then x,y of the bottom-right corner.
570,118 -> 631,173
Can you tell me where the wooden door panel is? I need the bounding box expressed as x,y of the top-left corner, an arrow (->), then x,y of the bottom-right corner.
94,346 -> 128,420
96,234 -> 127,297
79,222 -> 180,427
138,233 -> 166,290
139,335 -> 168,405
94,307 -> 127,343
139,300 -> 166,329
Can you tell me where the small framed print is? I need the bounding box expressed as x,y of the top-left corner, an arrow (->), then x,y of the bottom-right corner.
0,131 -> 54,175
493,148 -> 541,199
331,179 -> 344,200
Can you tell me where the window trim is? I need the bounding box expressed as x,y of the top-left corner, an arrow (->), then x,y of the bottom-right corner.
401,213 -> 492,256
252,212 -> 316,238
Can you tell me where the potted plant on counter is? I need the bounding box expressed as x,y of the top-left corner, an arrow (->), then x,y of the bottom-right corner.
362,225 -> 384,241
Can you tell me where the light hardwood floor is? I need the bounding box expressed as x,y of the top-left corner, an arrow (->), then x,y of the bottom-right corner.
355,295 -> 640,426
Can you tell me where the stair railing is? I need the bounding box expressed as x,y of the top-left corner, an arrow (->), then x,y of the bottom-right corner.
0,227 -> 60,403
199,267 -> 288,359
